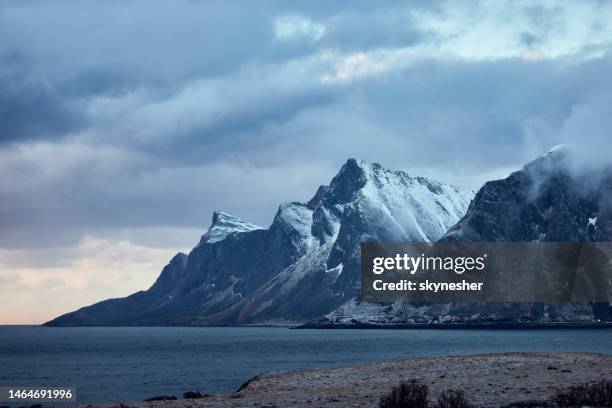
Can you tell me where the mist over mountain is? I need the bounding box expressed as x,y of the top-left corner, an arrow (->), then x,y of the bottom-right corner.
46,159 -> 472,326
444,146 -> 611,242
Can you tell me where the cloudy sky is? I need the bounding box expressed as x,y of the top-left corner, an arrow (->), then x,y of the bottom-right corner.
1,0 -> 612,324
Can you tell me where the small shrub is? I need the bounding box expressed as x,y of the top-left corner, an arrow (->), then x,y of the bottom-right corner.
433,390 -> 473,408
379,380 -> 429,408
552,379 -> 612,407
182,390 -> 203,399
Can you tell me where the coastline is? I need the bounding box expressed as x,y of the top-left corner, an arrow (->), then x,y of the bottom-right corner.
32,321 -> 612,329
295,322 -> 612,329
77,352 -> 612,408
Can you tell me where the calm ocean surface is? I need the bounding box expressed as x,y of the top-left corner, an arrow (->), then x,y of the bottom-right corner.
0,326 -> 610,403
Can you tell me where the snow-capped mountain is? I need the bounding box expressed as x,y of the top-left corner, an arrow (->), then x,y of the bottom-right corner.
46,159 -> 473,326
322,147 -> 612,326
200,211 -> 263,244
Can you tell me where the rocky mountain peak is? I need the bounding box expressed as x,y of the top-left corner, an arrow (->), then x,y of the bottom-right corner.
443,146 -> 611,242
271,202 -> 313,235
310,158 -> 412,207
521,144 -> 571,180
201,211 -> 263,244
324,158 -> 370,204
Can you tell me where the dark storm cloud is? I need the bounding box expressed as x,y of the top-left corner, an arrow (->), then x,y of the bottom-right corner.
1,0 -> 612,252
0,81 -> 82,144
0,1 -> 275,144
0,0 -> 433,146
0,54 -> 85,143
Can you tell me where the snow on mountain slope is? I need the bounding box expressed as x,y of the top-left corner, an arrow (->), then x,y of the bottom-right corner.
46,158 -> 473,326
200,211 -> 263,243
353,160 -> 472,241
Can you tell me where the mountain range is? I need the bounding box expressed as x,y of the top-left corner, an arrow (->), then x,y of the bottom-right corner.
323,147 -> 612,326
46,148 -> 611,326
47,158 -> 472,325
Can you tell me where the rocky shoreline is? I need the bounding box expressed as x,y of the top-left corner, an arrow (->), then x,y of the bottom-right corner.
295,322 -> 612,329
81,352 -> 611,408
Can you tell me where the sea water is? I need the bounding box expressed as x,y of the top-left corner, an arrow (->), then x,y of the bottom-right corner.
0,326 -> 610,403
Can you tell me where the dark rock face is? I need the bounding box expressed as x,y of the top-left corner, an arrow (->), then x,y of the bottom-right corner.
441,147 -> 612,323
444,147 -> 611,243
46,159 -> 472,326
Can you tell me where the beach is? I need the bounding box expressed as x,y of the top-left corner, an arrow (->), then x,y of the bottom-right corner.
81,352 -> 611,408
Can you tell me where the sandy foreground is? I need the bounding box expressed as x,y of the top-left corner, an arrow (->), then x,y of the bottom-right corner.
87,352 -> 611,408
